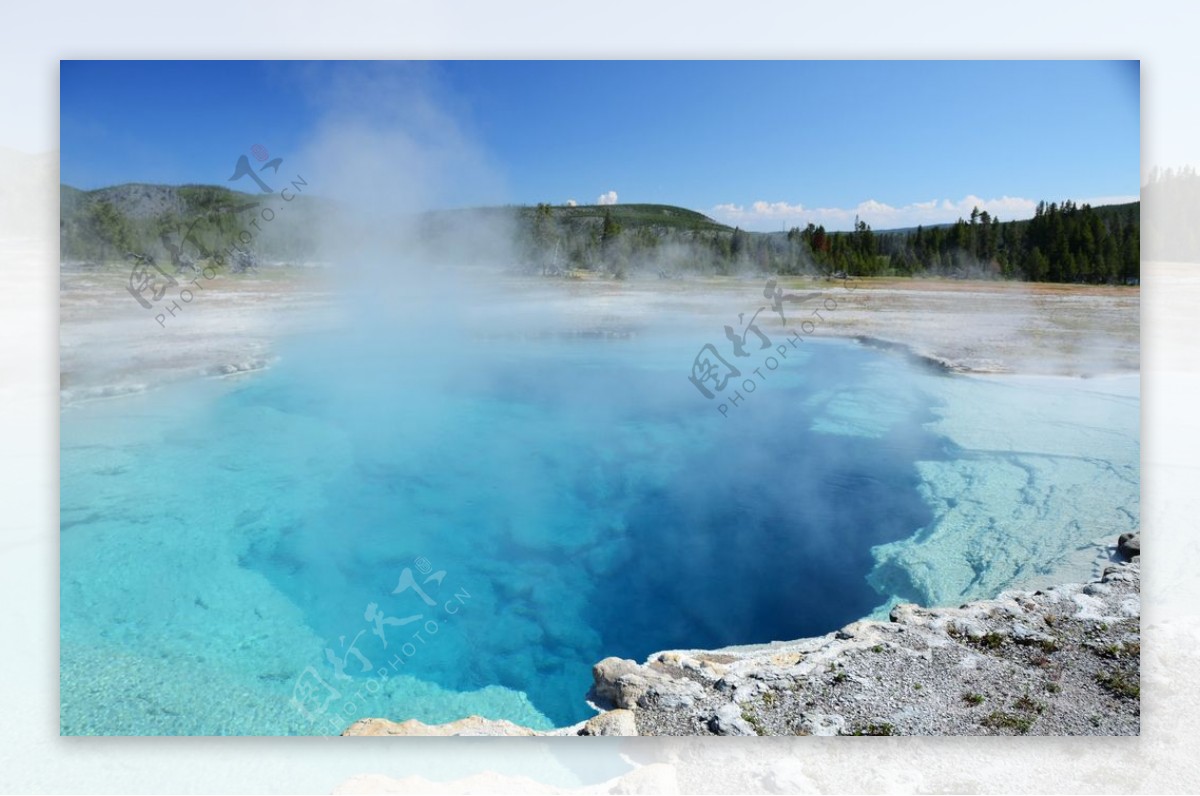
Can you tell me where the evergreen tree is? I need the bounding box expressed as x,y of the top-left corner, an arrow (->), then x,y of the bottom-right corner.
85,200 -> 135,260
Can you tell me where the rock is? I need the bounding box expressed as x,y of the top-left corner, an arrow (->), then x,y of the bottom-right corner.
590,657 -> 649,709
589,656 -> 703,710
656,690 -> 701,711
732,680 -> 767,704
709,703 -> 756,736
1103,565 -> 1138,584
1010,622 -> 1036,640
341,716 -> 536,736
947,617 -> 988,639
1117,532 -> 1140,560
797,713 -> 846,736
1010,622 -> 1054,646
579,709 -> 638,736
888,604 -> 921,625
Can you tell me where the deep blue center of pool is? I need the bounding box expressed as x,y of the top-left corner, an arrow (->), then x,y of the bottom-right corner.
60,321 -> 1142,735
222,335 -> 946,727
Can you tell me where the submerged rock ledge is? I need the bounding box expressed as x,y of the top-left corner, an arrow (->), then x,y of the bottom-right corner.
344,536 -> 1140,737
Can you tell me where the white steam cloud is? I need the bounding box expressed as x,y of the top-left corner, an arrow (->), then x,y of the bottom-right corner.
597,190 -> 618,206
294,62 -> 505,223
287,62 -> 529,360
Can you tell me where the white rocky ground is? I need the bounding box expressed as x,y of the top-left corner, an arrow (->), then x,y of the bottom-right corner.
343,539 -> 1140,738
59,268 -> 1139,403
59,264 -> 339,404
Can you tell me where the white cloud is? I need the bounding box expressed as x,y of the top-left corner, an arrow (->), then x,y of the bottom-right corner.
708,193 -> 1138,232
565,199 -> 577,207
597,190 -> 618,206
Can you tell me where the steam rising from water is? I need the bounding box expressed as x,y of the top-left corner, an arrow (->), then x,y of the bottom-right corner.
57,65 -> 1141,733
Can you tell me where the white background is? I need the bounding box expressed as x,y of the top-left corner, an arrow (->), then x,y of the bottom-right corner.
2,2 -> 1198,792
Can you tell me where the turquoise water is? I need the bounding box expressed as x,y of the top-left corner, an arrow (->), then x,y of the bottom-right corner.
60,332 -> 1139,734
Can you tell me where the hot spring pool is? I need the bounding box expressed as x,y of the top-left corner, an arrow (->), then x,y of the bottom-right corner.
60,333 -> 1139,734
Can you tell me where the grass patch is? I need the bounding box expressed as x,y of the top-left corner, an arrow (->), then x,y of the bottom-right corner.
1097,641 -> 1141,660
975,632 -> 1006,650
1013,695 -> 1046,714
981,711 -> 1035,734
962,692 -> 985,706
1096,670 -> 1140,699
741,709 -> 766,736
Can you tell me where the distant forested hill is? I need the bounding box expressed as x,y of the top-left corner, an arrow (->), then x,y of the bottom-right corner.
506,200 -> 1139,283
60,182 -> 1139,284
60,182 -> 326,267
863,200 -> 1140,283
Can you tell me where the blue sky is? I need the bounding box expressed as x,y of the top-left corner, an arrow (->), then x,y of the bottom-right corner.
60,60 -> 1140,231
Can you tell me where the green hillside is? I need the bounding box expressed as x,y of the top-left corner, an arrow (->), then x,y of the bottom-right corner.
60,182 -> 325,268
59,182 -> 1140,284
526,202 -> 731,233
